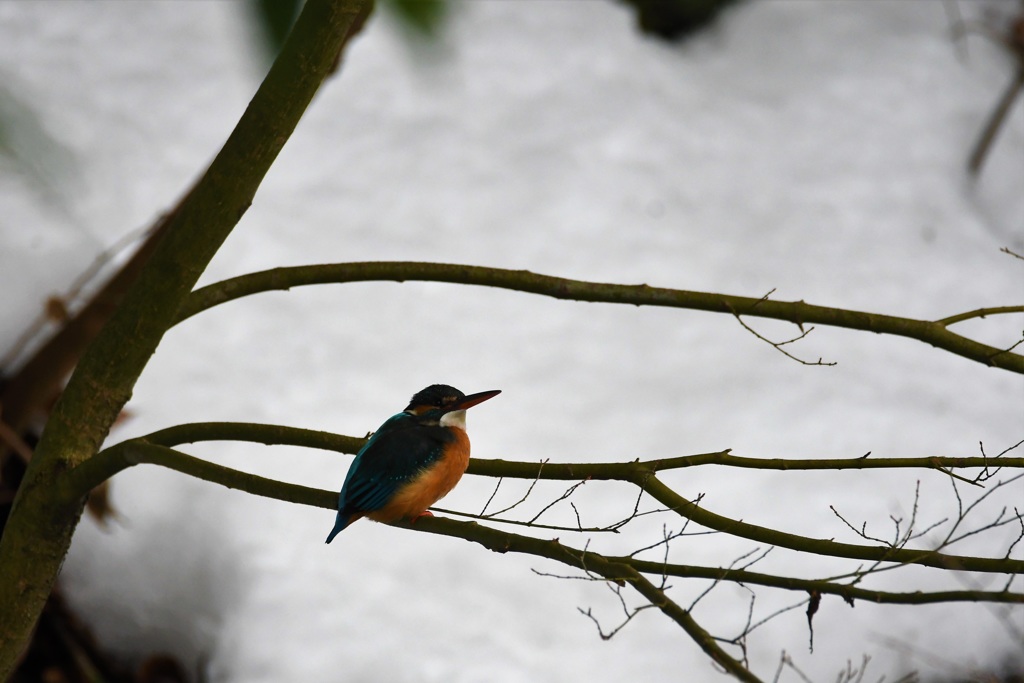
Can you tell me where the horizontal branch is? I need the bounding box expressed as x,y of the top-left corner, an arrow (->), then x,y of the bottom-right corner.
64,438 -> 760,679
71,429 -> 1024,577
469,453 -> 1024,478
176,262 -> 1024,373
102,422 -> 1024,476
59,439 -> 1023,638
617,556 -> 1023,605
936,305 -> 1024,326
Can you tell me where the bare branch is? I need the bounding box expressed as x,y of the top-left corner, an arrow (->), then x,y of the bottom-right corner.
940,473 -> 1024,549
177,262 -> 1024,373
773,652 -> 814,683
644,476 -> 1023,574
740,596 -> 808,641
577,603 -> 656,641
689,545 -> 769,612
484,459 -> 549,517
729,305 -> 837,367
87,422 -> 1024,480
1005,508 -> 1024,560
968,69 -> 1024,175
478,476 -> 503,516
71,428 -> 1024,576
529,480 -> 589,524
935,305 -> 1024,326
432,506 -> 620,534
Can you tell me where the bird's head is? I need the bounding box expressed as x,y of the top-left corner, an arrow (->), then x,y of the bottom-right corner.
405,384 -> 501,429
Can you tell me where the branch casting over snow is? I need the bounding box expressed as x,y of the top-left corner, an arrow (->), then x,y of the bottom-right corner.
178,262 -> 1024,373
60,421 -> 1023,682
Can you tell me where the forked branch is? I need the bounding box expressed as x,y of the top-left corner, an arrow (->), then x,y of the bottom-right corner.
62,428 -> 1023,683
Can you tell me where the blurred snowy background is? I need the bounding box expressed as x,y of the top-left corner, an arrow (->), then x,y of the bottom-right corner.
1,1 -> 1022,681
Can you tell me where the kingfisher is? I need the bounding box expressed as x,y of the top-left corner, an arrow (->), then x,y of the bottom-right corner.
325,384 -> 500,542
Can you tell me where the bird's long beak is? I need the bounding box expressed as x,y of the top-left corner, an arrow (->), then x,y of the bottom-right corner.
453,389 -> 501,410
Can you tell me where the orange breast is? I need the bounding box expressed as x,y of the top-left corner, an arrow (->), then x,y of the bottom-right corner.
367,428 -> 471,523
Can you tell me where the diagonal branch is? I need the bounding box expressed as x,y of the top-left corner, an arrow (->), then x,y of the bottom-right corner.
0,2 -> 373,676
402,518 -> 764,682
640,475 -> 1023,574
624,568 -> 762,682
61,440 -> 335,510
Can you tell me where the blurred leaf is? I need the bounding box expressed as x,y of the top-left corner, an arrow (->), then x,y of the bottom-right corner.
250,0 -> 304,60
0,81 -> 79,212
385,0 -> 448,38
248,0 -> 447,61
619,0 -> 742,40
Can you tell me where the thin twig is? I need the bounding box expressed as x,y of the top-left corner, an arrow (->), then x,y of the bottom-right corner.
728,302 -> 837,367
935,305 -> 1024,326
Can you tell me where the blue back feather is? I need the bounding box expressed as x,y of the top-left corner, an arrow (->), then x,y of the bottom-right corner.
325,412 -> 451,542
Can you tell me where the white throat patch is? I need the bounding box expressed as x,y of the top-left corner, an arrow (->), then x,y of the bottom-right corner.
439,409 -> 467,430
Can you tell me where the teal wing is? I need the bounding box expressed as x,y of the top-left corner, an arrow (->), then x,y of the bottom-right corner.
326,413 -> 447,542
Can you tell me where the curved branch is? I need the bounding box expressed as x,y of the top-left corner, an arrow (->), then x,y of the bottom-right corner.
397,519 -> 763,682
74,424 -> 1023,576
65,439 -> 763,679
177,262 -> 1024,373
62,440 -> 335,510
395,515 -> 760,681
71,431 -> 1024,577
59,437 -> 1022,683
145,421 -> 366,454
65,440 -> 1024,683
640,476 -> 1023,574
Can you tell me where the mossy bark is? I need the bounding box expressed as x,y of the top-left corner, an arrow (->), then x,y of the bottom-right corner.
0,1 -> 371,676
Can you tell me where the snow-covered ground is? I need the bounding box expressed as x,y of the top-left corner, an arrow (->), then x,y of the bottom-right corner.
1,1 -> 1022,681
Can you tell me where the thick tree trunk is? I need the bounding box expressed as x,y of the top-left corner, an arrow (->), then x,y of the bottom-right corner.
0,2 -> 371,676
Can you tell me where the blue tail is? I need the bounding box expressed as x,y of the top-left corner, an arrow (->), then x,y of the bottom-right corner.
325,512 -> 349,544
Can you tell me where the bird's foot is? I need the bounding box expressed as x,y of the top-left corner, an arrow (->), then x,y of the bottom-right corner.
410,510 -> 435,523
